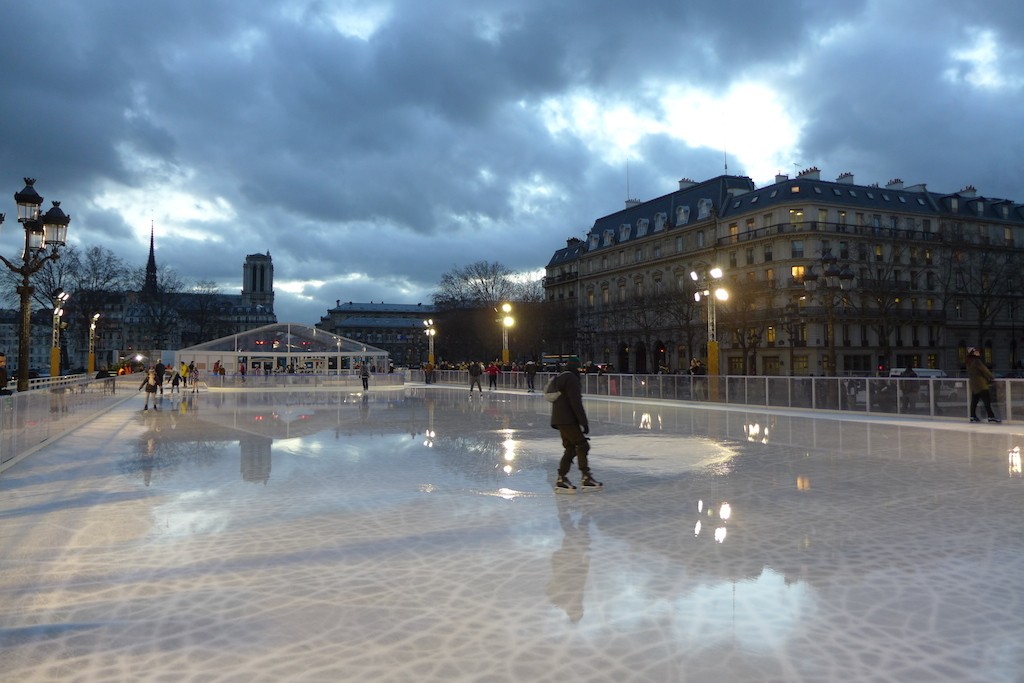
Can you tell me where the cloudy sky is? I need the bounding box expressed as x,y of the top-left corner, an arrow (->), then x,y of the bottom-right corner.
1,0 -> 1022,324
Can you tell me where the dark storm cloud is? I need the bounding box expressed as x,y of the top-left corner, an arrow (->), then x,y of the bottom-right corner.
1,0 -> 1022,323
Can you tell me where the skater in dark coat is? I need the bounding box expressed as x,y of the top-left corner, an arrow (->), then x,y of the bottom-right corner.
549,356 -> 601,493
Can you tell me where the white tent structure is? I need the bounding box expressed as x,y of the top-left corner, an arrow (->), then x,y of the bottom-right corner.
173,322 -> 390,376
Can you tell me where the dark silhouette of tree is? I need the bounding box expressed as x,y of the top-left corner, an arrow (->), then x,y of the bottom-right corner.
433,261 -> 521,310
129,265 -> 184,351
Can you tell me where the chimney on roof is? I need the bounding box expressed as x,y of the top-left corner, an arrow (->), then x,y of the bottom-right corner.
567,237 -> 582,247
960,185 -> 977,197
775,173 -> 789,184
625,199 -> 642,208
678,178 -> 697,190
797,166 -> 821,180
886,178 -> 904,190
336,300 -> 340,307
837,172 -> 855,184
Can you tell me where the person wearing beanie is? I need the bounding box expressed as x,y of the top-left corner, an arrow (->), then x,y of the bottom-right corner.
548,356 -> 601,492
966,347 -> 1000,423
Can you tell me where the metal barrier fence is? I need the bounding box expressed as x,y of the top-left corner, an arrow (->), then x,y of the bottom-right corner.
0,376 -> 125,473
199,369 -> 409,390
416,370 -> 1010,422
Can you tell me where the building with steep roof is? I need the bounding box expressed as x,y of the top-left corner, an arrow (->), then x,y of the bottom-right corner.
317,300 -> 436,367
544,169 -> 1024,376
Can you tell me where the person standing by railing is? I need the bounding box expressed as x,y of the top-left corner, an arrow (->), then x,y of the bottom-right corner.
967,347 -> 1000,423
0,352 -> 10,396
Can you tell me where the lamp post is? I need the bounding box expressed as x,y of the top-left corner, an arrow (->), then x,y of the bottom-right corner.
0,179 -> 71,392
804,250 -> 854,376
499,303 -> 514,365
690,267 -> 728,375
423,319 -> 436,365
51,289 -> 70,377
88,313 -> 100,375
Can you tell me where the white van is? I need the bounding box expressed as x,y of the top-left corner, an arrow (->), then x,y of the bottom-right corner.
888,368 -> 947,378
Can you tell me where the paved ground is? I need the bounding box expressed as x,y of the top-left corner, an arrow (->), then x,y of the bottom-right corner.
1,385 -> 1022,682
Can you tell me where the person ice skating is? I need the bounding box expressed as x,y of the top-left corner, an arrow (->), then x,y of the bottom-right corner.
525,359 -> 539,392
154,360 -> 166,394
549,356 -> 601,493
468,361 -> 483,394
485,361 -> 500,390
967,347 -> 1000,423
139,366 -> 159,410
360,363 -> 370,391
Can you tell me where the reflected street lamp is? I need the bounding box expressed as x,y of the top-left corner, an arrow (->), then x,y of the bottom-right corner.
88,313 -> 100,375
690,266 -> 728,375
499,303 -> 514,364
0,179 -> 71,391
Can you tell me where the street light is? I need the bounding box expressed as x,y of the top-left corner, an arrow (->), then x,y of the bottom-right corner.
88,313 -> 100,374
804,250 -> 854,376
690,267 -> 728,375
51,289 -> 70,376
499,303 -> 514,365
0,179 -> 71,391
423,319 -> 436,365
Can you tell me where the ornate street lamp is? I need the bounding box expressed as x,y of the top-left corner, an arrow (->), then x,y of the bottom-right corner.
690,266 -> 728,375
51,289 -> 70,377
0,179 -> 71,391
88,313 -> 100,374
499,303 -> 514,364
423,319 -> 436,365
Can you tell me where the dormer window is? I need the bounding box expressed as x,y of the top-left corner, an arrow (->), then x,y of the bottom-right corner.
974,201 -> 985,216
589,234 -> 600,249
697,198 -> 713,219
950,197 -> 959,211
602,228 -> 615,246
636,218 -> 649,236
676,205 -> 690,225
619,223 -> 631,241
653,212 -> 667,231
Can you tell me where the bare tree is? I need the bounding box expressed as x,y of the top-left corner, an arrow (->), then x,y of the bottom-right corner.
624,291 -> 668,373
182,280 -> 223,345
719,278 -> 771,375
128,265 -> 185,351
68,246 -> 130,361
433,261 -> 521,310
662,275 -> 704,368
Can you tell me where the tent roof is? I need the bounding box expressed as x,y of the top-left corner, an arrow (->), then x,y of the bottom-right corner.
179,322 -> 389,355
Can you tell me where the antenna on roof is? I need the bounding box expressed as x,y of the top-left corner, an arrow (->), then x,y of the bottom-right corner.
724,146 -> 728,175
626,157 -> 630,202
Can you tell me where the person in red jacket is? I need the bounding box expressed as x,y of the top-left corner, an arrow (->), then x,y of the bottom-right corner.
485,361 -> 500,390
549,356 -> 601,493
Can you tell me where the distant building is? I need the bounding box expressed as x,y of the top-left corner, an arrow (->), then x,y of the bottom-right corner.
545,169 -> 1024,376
62,228 -> 277,370
317,301 -> 436,366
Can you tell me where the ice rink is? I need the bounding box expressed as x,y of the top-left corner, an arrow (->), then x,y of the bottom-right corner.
1,385 -> 1022,682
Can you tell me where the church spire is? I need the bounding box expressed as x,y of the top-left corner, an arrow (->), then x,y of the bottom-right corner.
143,220 -> 158,298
